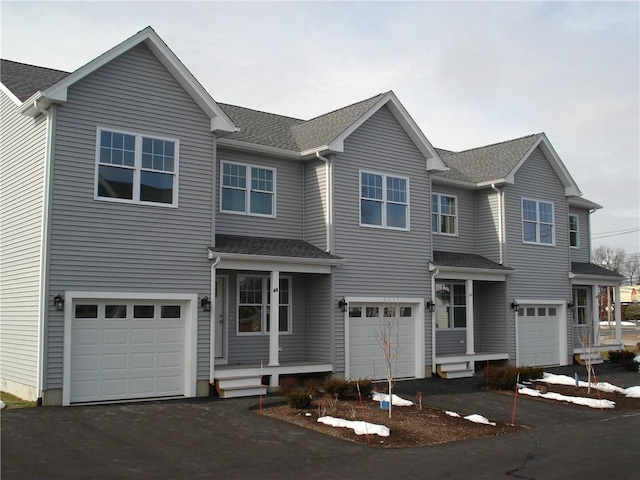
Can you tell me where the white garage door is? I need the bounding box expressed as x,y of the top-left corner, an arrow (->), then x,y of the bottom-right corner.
70,300 -> 186,403
518,305 -> 560,367
348,303 -> 416,380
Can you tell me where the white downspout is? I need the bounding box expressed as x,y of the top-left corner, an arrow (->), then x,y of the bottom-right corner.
35,100 -> 54,404
491,184 -> 504,264
209,256 -> 221,384
430,266 -> 439,374
316,152 -> 332,253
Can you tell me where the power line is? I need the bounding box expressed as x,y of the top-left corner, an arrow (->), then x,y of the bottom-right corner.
592,228 -> 640,240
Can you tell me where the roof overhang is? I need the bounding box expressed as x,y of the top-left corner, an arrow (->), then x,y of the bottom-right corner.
433,265 -> 512,282
208,250 -> 344,274
568,196 -> 602,210
570,273 -> 623,286
18,27 -> 237,134
217,138 -> 303,160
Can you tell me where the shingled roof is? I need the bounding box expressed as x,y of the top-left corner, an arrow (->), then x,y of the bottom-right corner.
433,251 -> 513,271
433,134 -> 543,184
211,234 -> 342,261
1,59 -> 69,102
571,262 -> 624,278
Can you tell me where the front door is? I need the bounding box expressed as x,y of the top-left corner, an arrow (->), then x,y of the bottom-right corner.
215,276 -> 226,358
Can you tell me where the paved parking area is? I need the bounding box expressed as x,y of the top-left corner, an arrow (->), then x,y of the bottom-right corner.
2,365 -> 639,479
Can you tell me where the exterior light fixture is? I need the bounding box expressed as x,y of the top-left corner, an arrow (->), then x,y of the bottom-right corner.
567,301 -> 575,309
200,296 -> 211,312
426,300 -> 436,313
510,300 -> 519,312
338,297 -> 348,313
54,293 -> 65,311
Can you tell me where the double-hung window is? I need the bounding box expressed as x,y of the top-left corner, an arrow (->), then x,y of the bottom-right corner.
432,193 -> 457,235
96,129 -> 178,206
434,282 -> 466,329
237,275 -> 291,335
360,171 -> 409,229
522,198 -> 554,245
221,161 -> 275,216
569,215 -> 579,248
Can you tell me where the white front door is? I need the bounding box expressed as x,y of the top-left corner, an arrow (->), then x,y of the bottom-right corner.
214,276 -> 226,358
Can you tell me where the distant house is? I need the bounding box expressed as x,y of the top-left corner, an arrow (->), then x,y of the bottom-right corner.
0,27 -> 624,405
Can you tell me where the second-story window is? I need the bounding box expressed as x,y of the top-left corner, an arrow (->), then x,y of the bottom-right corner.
96,129 -> 178,206
360,171 -> 409,230
221,161 -> 275,217
431,193 -> 457,235
569,214 -> 579,248
522,198 -> 554,245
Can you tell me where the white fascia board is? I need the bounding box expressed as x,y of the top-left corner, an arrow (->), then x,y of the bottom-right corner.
209,251 -> 344,273
568,196 -> 602,210
0,82 -> 22,105
218,138 -> 303,160
435,266 -> 511,282
34,27 -> 236,133
570,274 -> 624,286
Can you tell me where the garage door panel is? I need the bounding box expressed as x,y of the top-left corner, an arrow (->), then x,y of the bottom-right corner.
518,305 -> 560,367
70,300 -> 186,403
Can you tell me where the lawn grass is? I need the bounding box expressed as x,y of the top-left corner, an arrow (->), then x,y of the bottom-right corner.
1,391 -> 37,409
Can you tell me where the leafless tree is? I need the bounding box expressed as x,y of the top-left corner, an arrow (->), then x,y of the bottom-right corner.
593,246 -> 626,274
622,252 -> 640,285
375,299 -> 400,419
577,306 -> 599,393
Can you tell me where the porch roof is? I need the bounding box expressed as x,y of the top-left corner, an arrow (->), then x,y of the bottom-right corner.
431,251 -> 513,281
209,235 -> 343,273
571,262 -> 624,284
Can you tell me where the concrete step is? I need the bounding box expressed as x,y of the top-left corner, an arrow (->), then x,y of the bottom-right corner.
436,363 -> 474,379
574,352 -> 605,366
215,376 -> 267,398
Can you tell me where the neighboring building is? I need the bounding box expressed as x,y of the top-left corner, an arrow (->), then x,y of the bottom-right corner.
0,27 -> 624,405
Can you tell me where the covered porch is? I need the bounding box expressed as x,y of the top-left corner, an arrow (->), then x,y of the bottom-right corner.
207,235 -> 343,398
570,262 -> 625,365
430,252 -> 513,378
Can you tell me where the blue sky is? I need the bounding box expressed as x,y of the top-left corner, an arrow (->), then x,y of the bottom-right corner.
2,1 -> 638,254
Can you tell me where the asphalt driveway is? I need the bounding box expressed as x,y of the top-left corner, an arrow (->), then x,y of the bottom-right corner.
2,365 -> 639,479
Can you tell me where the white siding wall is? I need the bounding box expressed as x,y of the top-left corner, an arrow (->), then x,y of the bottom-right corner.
47,44 -> 216,387
0,92 -> 47,399
332,106 -> 432,372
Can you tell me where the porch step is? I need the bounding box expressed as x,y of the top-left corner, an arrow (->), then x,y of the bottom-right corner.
436,362 -> 474,379
215,375 -> 267,399
574,352 -> 605,366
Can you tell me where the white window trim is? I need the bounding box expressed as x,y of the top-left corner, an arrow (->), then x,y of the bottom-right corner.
521,197 -> 555,246
358,169 -> 410,231
432,192 -> 458,236
220,160 -> 277,218
434,281 -> 467,330
236,274 -> 292,336
94,127 -> 179,208
569,214 -> 580,249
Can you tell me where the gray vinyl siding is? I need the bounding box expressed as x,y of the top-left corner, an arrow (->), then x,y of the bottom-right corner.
46,44 -> 216,388
431,185 -> 476,254
304,275 -> 332,362
474,281 -> 508,352
0,91 -> 47,394
504,147 -> 572,359
224,271 -> 305,364
215,148 -> 303,239
332,106 -> 432,372
476,189 -> 502,263
435,330 -> 467,355
569,207 -> 591,263
303,159 -> 328,250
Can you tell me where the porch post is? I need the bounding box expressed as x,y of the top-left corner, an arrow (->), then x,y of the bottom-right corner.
592,285 -> 600,343
614,285 -> 622,344
465,279 -> 475,355
269,270 -> 280,367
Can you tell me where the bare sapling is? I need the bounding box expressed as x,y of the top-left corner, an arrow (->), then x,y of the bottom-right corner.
375,299 -> 400,418
578,306 -> 599,393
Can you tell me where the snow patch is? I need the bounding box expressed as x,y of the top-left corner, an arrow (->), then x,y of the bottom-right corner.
463,414 -> 496,426
371,392 -> 414,406
519,387 -> 616,409
445,411 -> 460,417
0,400 -> 5,409
317,416 -> 390,437
542,373 -> 640,398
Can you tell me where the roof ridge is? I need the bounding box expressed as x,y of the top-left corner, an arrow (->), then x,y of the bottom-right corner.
218,102 -> 305,123
302,91 -> 388,123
